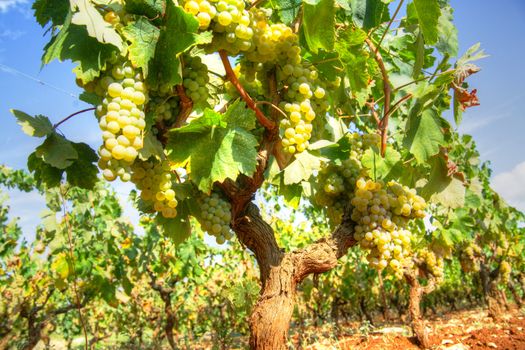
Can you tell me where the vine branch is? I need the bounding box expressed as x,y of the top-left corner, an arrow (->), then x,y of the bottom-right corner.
365,38 -> 391,157
375,0 -> 404,51
173,85 -> 193,128
53,108 -> 96,129
219,50 -> 276,130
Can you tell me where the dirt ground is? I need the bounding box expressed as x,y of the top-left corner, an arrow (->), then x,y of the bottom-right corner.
301,307 -> 525,350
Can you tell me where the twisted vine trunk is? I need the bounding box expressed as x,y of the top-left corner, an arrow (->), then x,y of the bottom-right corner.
231,203 -> 356,350
480,262 -> 502,319
405,272 -> 434,349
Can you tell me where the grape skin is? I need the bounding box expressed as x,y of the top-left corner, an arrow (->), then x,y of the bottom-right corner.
197,192 -> 233,244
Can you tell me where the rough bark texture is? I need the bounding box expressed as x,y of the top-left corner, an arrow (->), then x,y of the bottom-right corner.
230,203 -> 356,350
480,262 -> 502,319
405,271 -> 434,349
508,280 -> 523,308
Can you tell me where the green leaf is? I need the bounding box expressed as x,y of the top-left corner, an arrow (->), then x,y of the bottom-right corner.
412,32 -> 425,78
361,147 -> 401,180
271,0 -> 302,24
156,208 -> 192,244
168,111 -> 258,193
335,27 -> 369,91
302,0 -> 335,53
43,13 -> 118,83
421,156 -> 465,208
35,134 -> 78,169
412,0 -> 439,45
350,0 -> 390,30
122,18 -> 160,77
52,253 -> 71,280
283,151 -> 324,185
223,100 -> 256,130
65,143 -> 98,189
79,91 -> 102,106
10,109 -> 53,137
32,0 -> 69,27
403,108 -> 443,163
279,179 -> 302,209
28,153 -> 63,188
456,42 -> 488,67
436,6 -> 458,56
125,0 -> 164,18
151,2 -> 200,86
70,0 -> 123,50
139,131 -> 164,160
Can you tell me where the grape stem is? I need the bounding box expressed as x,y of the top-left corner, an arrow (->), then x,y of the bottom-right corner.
374,0 -> 404,52
53,107 -> 96,129
219,50 -> 276,130
365,38 -> 391,157
174,85 -> 193,128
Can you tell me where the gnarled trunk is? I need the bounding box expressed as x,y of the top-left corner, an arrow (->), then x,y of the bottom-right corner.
231,203 -> 356,350
405,271 -> 434,349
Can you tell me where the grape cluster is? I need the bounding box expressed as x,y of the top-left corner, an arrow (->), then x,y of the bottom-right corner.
197,192 -> 233,244
459,243 -> 482,272
500,261 -> 511,284
182,55 -> 210,106
182,0 -> 253,54
93,60 -> 147,182
351,178 -> 426,276
314,133 -> 381,224
417,248 -> 444,282
130,159 -> 178,218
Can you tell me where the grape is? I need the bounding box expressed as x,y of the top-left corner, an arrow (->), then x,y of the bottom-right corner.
130,159 -> 178,219
196,192 -> 233,244
181,0 -> 253,54
93,59 -> 147,182
182,55 -> 210,107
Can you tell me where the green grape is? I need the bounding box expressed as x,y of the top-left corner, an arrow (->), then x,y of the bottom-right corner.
197,192 -> 233,244
93,59 -> 147,182
182,55 -> 210,106
131,159 -> 178,218
182,0 -> 253,54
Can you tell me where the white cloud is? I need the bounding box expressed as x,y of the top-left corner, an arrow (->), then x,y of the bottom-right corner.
0,29 -> 24,40
0,0 -> 27,13
491,161 -> 525,212
459,112 -> 510,134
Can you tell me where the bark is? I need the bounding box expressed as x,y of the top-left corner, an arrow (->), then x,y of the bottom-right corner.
359,296 -> 374,325
508,280 -> 523,308
480,262 -> 503,319
405,271 -> 434,349
0,334 -> 14,350
230,203 -> 356,350
378,273 -> 389,321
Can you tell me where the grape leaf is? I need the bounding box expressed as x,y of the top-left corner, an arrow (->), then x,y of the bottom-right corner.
122,18 -> 159,77
270,0 -> 301,24
335,27 -> 369,91
139,131 -> 164,160
403,108 -> 443,164
65,143 -> 98,189
27,152 -> 63,188
43,13 -> 118,83
70,0 -> 123,50
32,0 -> 69,27
223,100 -> 256,130
156,204 -> 192,244
168,111 -> 258,193
283,151 -> 324,185
361,147 -> 401,180
35,134 -> 79,170
10,109 -> 53,137
125,0 -> 164,19
52,252 -> 71,280
421,156 -> 465,208
436,6 -> 458,56
350,0 -> 390,30
150,2 -> 200,86
412,0 -> 440,45
302,0 -> 335,53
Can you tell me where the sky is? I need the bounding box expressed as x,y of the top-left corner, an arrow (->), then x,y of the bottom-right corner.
0,1 -> 524,238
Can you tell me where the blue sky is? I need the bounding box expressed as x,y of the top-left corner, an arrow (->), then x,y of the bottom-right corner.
0,0 -> 524,237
